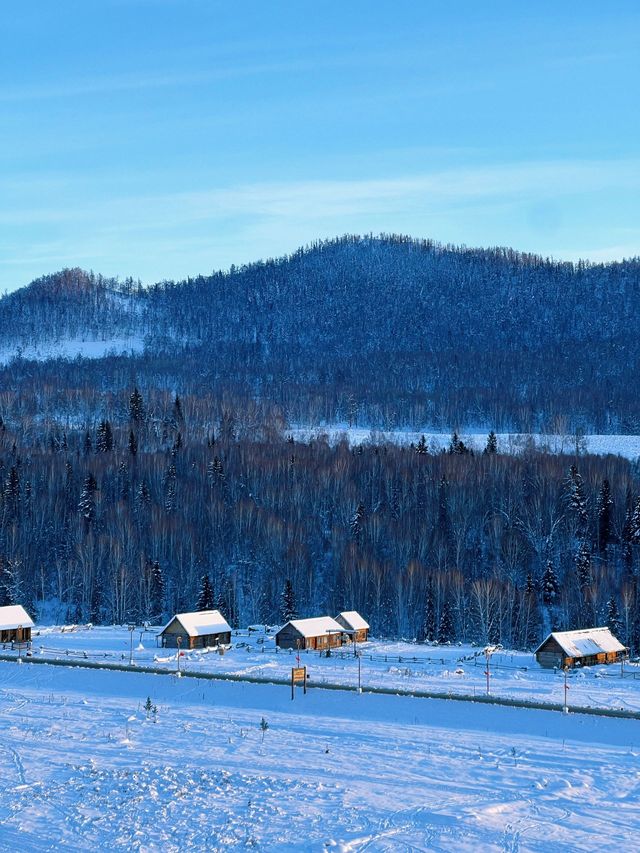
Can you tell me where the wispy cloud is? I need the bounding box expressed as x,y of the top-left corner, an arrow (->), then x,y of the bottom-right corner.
0,46 -> 420,104
6,158 -> 638,229
2,158 -> 639,288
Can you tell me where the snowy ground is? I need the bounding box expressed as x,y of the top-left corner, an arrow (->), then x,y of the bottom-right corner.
0,335 -> 145,364
286,426 -> 640,460
0,660 -> 639,851
20,626 -> 640,713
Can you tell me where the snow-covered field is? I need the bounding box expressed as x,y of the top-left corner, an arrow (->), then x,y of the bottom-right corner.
0,335 -> 145,364
287,426 -> 640,460
20,626 -> 640,713
1,659 -> 639,851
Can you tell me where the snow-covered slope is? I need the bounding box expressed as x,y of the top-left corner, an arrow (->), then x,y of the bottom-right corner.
0,335 -> 146,365
288,425 -> 640,460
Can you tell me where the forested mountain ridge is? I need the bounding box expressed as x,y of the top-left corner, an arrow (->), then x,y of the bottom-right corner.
2,235 -> 640,433
2,236 -> 640,645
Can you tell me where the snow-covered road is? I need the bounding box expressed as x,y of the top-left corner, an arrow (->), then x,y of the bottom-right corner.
0,661 -> 639,851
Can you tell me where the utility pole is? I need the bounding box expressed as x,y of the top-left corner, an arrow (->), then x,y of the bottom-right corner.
483,644 -> 502,696
563,665 -> 570,714
176,635 -> 183,675
128,623 -> 136,666
357,650 -> 362,693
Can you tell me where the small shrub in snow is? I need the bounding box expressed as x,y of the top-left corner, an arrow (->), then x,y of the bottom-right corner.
260,717 -> 269,742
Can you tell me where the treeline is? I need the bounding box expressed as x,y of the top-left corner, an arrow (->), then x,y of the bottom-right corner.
2,235 -> 640,432
1,393 -> 640,650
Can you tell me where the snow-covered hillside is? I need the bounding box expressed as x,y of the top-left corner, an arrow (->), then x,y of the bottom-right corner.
0,335 -> 145,365
288,426 -> 640,460
1,660 -> 639,851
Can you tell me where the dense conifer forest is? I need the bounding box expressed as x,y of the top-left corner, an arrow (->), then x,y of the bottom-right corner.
1,390 -> 640,649
1,235 -> 640,647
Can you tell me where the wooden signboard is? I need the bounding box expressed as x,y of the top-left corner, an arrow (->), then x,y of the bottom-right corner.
291,666 -> 307,699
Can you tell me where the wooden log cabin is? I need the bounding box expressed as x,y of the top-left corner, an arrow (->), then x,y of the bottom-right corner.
335,611 -> 370,643
275,616 -> 345,651
0,604 -> 34,648
158,609 -> 232,649
535,627 -> 628,669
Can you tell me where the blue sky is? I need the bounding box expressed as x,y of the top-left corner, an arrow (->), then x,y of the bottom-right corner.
1,1 -> 639,291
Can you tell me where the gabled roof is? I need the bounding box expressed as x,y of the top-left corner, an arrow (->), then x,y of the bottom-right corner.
536,627 -> 627,657
336,611 -> 369,631
0,605 -> 34,631
161,609 -> 231,637
279,616 -> 344,638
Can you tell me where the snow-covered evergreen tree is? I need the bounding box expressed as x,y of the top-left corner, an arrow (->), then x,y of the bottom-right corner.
575,542 -> 592,592
606,597 -> 622,637
541,560 -> 560,605
484,430 -> 498,454
78,474 -> 98,525
196,574 -> 215,611
350,502 -> 366,543
437,598 -> 454,643
597,478 -> 614,552
96,419 -> 114,452
448,431 -> 470,454
280,579 -> 297,623
566,465 -> 588,540
129,387 -> 145,424
422,579 -> 436,642
150,561 -> 164,620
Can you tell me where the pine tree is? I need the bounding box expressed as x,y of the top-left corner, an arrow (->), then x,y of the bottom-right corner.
78,474 -> 98,525
0,558 -> 13,606
129,387 -> 145,424
280,579 -> 297,622
217,577 -> 237,627
437,598 -> 454,643
606,597 -> 622,637
96,420 -> 114,452
416,435 -> 428,455
350,502 -> 366,543
128,429 -> 138,456
597,479 -> 614,552
3,465 -> 20,523
541,560 -> 560,605
566,465 -> 588,540
422,578 -> 436,642
484,430 -> 498,454
171,431 -> 182,455
622,490 -> 634,576
173,394 -> 183,423
448,431 -> 470,454
83,431 -> 92,455
630,496 -> 640,545
164,463 -> 177,513
150,561 -> 164,620
575,542 -> 592,592
437,476 -> 452,548
524,572 -> 536,597
196,574 -> 215,611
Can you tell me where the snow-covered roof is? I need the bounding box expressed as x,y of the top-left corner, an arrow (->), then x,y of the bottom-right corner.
536,627 -> 627,658
161,610 -> 231,637
0,605 -> 34,631
336,611 -> 369,631
281,616 -> 344,638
